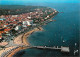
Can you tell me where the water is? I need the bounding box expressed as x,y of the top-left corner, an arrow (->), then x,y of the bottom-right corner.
14,3 -> 80,57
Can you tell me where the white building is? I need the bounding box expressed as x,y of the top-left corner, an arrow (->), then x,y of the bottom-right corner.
23,21 -> 27,25
47,15 -> 49,18
4,25 -> 7,27
22,20 -> 33,26
27,17 -> 31,19
26,21 -> 31,25
15,25 -> 21,31
12,15 -> 18,17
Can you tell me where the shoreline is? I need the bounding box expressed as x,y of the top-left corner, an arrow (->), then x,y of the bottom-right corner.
0,27 -> 43,57
0,10 -> 58,57
0,12 -> 58,57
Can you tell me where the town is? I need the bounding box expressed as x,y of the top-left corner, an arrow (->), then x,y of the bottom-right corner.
0,7 -> 58,48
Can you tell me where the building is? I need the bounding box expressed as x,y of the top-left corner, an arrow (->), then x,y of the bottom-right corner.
12,15 -> 18,17
26,21 -> 31,26
29,20 -> 33,25
27,17 -> 31,19
0,18 -> 6,21
4,28 -> 11,34
23,21 -> 27,25
4,23 -> 9,27
15,25 -> 22,31
22,20 -> 33,26
22,25 -> 27,28
0,36 -> 2,40
26,20 -> 33,26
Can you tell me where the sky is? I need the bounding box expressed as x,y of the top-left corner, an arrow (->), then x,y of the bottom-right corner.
0,0 -> 80,2
0,0 -> 80,5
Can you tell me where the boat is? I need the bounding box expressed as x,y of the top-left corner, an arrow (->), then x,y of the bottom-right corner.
61,36 -> 65,43
63,40 -> 65,43
49,41 -> 50,42
75,43 -> 77,46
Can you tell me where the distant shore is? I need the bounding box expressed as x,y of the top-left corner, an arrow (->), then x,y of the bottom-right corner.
0,27 -> 43,57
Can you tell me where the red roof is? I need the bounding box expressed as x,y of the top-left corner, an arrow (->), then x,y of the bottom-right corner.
5,23 -> 8,25
0,31 -> 4,33
0,36 -> 2,39
4,29 -> 11,32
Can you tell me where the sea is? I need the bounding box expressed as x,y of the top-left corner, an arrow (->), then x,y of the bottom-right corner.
13,3 -> 80,57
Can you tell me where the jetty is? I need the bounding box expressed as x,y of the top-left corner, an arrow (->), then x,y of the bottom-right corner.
21,45 -> 70,52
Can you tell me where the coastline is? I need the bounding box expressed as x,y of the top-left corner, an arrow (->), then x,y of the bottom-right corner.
0,27 -> 43,57
0,9 -> 58,57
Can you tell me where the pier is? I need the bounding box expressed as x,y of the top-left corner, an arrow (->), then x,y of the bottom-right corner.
1,45 -> 70,57
21,45 -> 70,53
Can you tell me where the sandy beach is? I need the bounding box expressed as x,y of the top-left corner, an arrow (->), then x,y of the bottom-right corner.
0,27 -> 43,57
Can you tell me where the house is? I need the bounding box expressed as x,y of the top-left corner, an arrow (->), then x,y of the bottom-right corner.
4,28 -> 11,34
27,17 -> 31,19
0,15 -> 5,18
4,23 -> 9,27
0,36 -> 2,40
12,15 -> 18,17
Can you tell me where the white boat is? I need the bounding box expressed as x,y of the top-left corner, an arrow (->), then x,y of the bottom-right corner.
63,40 -> 65,43
75,43 -> 77,46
